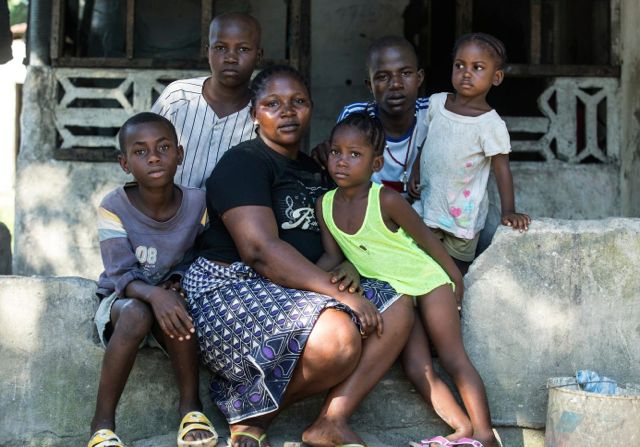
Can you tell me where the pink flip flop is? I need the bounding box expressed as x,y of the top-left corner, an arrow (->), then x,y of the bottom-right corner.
409,436 -> 452,446
449,438 -> 484,447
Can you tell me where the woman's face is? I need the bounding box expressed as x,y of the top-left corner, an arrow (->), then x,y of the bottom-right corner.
252,73 -> 312,156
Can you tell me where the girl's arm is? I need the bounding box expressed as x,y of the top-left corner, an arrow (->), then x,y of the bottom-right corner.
491,154 -> 531,231
314,195 -> 345,272
222,205 -> 382,336
314,197 -> 362,294
380,188 -> 464,304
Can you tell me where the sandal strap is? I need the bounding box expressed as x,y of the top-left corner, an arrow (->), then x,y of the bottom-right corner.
449,438 -> 483,447
88,429 -> 125,447
230,431 -> 267,446
177,411 -> 218,443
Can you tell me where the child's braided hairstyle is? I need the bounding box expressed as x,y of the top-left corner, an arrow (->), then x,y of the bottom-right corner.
331,112 -> 386,156
453,32 -> 508,69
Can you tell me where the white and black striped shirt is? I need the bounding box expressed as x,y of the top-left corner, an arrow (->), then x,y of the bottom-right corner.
152,77 -> 256,189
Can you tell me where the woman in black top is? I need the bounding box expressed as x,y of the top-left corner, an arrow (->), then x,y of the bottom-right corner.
183,65 -> 413,447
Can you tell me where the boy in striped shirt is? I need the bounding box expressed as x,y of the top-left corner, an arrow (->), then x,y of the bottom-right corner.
152,12 -> 263,189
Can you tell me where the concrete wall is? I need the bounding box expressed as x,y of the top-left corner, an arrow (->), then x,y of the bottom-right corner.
620,0 -> 640,216
12,2 -> 635,277
4,219 -> 640,446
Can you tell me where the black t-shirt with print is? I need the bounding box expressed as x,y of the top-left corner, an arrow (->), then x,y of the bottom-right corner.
198,137 -> 332,264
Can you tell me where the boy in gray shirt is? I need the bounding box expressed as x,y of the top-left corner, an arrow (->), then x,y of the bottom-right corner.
90,112 -> 216,447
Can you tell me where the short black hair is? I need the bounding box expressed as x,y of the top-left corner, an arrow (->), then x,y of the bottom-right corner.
453,32 -> 507,69
249,64 -> 310,108
331,112 -> 386,156
209,12 -> 262,45
366,35 -> 418,72
117,112 -> 178,155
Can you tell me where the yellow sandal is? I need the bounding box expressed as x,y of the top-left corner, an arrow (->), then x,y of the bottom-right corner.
228,431 -> 268,447
87,429 -> 126,447
177,411 -> 218,447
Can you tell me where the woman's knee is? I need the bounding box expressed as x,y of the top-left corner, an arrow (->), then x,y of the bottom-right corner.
308,309 -> 361,368
113,299 -> 153,340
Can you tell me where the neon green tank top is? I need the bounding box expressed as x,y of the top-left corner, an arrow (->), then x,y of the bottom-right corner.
322,183 -> 452,296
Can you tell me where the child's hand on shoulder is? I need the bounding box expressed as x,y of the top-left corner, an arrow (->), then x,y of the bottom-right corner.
148,286 -> 194,341
501,212 -> 531,232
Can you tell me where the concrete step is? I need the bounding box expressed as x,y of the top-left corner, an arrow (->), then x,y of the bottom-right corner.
130,427 -> 545,447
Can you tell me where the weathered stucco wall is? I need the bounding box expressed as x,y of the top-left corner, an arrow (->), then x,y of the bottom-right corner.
13,67 -> 128,278
3,219 -> 639,446
620,0 -> 640,216
13,1 -> 632,277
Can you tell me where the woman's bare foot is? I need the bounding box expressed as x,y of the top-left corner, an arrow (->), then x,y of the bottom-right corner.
229,424 -> 272,447
302,417 -> 365,447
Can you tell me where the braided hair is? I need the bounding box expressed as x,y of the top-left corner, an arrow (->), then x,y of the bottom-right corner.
249,64 -> 310,109
330,112 -> 386,156
452,32 -> 507,69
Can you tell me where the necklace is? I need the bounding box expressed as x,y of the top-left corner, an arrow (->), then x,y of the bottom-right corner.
385,118 -> 417,192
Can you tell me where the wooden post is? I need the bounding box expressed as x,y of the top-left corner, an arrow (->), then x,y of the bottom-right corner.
50,0 -> 65,61
126,0 -> 135,59
530,0 -> 542,64
201,0 -> 215,59
288,0 -> 311,84
455,0 -> 473,37
610,0 -> 620,66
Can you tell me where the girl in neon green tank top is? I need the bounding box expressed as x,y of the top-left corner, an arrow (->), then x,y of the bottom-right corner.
316,112 -> 497,447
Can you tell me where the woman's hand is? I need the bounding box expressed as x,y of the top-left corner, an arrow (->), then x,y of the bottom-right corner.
501,211 -> 531,232
330,260 -> 362,294
339,292 -> 383,338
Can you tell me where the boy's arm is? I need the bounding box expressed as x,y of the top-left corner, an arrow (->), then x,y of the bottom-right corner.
380,188 -> 464,304
491,154 -> 531,231
314,196 -> 363,294
98,207 -> 194,340
122,280 -> 194,341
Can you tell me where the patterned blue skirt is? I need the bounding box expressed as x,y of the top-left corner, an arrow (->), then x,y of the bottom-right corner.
183,257 -> 402,423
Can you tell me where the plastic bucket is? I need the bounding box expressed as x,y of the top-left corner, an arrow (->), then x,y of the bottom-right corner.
545,377 -> 640,446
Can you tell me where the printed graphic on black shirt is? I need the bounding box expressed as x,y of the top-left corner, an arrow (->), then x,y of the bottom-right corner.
281,181 -> 324,231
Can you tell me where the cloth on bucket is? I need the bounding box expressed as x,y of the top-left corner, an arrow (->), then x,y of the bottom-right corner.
576,369 -> 617,395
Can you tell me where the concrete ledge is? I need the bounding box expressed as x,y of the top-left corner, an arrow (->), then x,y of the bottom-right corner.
464,218 -> 640,428
2,218 -> 639,446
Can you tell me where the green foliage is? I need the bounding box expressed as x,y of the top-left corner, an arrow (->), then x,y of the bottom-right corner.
8,0 -> 28,26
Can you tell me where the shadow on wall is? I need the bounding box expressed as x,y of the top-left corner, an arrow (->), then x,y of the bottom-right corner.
13,160 -> 127,277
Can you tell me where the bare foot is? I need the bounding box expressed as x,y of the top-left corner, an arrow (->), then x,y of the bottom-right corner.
446,425 -> 474,441
302,417 -> 365,447
469,429 -> 499,447
229,424 -> 271,447
178,411 -> 218,444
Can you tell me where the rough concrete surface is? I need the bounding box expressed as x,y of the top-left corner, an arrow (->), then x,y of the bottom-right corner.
464,218 -> 640,429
